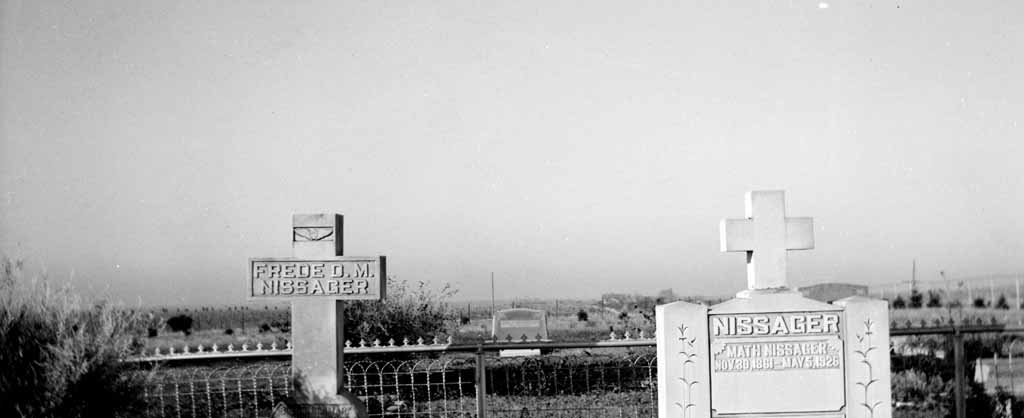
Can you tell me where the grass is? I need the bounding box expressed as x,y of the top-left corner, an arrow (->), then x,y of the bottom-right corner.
0,258 -> 151,418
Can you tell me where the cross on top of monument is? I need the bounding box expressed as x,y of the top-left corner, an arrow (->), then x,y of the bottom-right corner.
720,190 -> 814,290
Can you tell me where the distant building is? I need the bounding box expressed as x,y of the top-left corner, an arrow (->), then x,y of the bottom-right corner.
799,283 -> 868,303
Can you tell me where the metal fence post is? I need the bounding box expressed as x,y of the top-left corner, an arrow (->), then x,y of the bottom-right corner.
476,346 -> 487,418
994,352 -> 1000,390
954,331 -> 966,418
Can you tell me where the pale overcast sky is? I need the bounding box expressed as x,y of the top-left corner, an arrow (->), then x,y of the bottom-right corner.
1,1 -> 1022,305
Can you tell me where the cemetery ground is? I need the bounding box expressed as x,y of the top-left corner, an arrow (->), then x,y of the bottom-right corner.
138,300 -> 1024,417
8,252 -> 1024,418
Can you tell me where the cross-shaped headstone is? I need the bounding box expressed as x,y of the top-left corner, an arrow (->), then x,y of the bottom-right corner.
719,191 -> 814,290
249,213 -> 386,417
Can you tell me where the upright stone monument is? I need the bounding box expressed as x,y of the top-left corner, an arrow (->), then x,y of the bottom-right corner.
491,308 -> 549,357
657,191 -> 891,418
249,214 -> 386,418
491,308 -> 550,342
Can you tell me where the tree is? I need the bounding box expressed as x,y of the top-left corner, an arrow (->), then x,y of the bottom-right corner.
892,295 -> 907,309
973,298 -> 987,308
996,294 -> 1010,310
926,290 -> 943,308
576,309 -> 589,322
166,315 -> 193,336
909,291 -> 924,309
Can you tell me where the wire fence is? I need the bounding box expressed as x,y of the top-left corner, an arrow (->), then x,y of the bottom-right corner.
138,322 -> 1024,418
139,349 -> 657,418
142,363 -> 292,418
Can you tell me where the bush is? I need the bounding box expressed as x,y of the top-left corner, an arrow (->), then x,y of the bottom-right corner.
259,323 -> 271,333
891,348 -> 1001,418
973,298 -> 987,308
892,295 -> 907,309
166,314 -> 193,335
224,328 -> 234,335
926,291 -> 942,308
909,291 -> 923,309
0,257 -> 149,418
892,369 -> 951,415
576,309 -> 589,322
271,319 -> 290,333
342,279 -> 456,342
147,327 -> 158,338
997,294 -> 1010,310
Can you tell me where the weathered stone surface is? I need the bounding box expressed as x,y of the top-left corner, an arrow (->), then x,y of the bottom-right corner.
251,213 -> 377,418
656,301 -> 711,418
709,291 -> 846,416
834,296 -> 892,418
249,257 -> 385,299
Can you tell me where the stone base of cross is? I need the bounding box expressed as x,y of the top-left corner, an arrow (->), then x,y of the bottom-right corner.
249,214 -> 387,418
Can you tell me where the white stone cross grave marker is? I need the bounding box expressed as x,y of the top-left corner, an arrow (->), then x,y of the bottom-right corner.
720,190 -> 814,290
656,191 -> 892,418
249,213 -> 386,417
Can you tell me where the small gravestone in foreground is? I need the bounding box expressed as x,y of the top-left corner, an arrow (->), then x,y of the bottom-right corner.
250,214 -> 386,418
657,191 -> 891,418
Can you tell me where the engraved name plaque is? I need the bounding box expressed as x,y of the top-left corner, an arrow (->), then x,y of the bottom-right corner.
248,256 -> 386,300
709,311 -> 846,415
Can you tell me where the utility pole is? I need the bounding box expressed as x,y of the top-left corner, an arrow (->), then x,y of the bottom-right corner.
911,259 -> 917,294
990,280 -> 996,308
941,271 -> 950,306
490,272 -> 495,318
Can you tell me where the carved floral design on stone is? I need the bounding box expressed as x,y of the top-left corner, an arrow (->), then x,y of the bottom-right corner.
675,324 -> 700,418
854,318 -> 882,418
293,227 -> 334,241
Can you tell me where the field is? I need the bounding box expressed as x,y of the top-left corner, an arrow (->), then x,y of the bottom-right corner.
141,297 -> 664,351
140,304 -> 290,352
141,295 -> 1024,355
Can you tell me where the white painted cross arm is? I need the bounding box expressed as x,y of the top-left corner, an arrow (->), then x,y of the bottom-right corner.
720,190 -> 814,290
